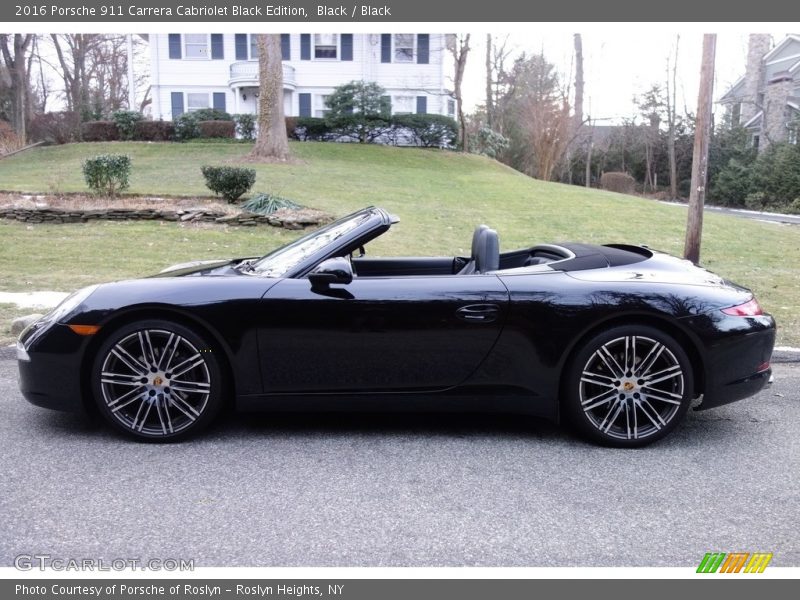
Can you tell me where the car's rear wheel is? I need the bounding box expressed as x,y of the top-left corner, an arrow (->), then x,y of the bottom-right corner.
91,319 -> 223,442
563,325 -> 694,447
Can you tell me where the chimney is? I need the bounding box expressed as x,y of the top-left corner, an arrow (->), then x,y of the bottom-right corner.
740,34 -> 772,124
762,70 -> 794,148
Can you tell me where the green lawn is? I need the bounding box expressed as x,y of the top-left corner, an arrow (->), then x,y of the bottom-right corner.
1,141 -> 798,345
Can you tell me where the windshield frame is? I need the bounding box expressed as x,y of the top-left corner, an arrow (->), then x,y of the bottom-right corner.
246,206 -> 393,279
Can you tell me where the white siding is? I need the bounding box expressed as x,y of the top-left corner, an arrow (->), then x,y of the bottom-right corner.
150,33 -> 451,120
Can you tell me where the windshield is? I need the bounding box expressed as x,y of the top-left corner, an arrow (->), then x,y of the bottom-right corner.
247,210 -> 374,277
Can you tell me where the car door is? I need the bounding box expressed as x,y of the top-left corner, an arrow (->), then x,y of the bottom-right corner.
258,274 -> 509,393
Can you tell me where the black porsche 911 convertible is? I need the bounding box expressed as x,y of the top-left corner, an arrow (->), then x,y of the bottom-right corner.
17,206 -> 775,446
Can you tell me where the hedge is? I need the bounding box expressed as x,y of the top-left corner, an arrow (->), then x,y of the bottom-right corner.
133,120 -> 175,142
81,121 -> 120,142
199,120 -> 236,138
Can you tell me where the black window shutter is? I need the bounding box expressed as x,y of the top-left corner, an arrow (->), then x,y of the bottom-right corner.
381,34 -> 391,63
168,34 -> 182,59
211,34 -> 224,60
341,34 -> 353,61
235,34 -> 248,60
171,92 -> 184,118
417,34 -> 429,64
300,34 -> 311,60
213,92 -> 226,111
299,93 -> 312,117
416,96 -> 428,114
281,34 -> 291,60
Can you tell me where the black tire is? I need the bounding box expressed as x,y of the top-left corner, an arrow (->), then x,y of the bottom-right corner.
91,319 -> 224,442
563,325 -> 694,448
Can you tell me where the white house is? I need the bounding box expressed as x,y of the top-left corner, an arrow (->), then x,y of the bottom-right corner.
146,33 -> 455,121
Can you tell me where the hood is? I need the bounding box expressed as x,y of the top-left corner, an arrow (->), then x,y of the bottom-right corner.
153,258 -> 252,278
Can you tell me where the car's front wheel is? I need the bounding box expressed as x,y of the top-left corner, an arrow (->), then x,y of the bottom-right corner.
91,319 -> 224,442
563,325 -> 694,447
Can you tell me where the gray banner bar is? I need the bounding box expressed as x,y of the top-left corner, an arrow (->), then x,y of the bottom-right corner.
4,579 -> 799,600
3,0 -> 799,22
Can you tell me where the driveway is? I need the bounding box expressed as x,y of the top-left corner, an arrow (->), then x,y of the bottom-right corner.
1,353 -> 798,567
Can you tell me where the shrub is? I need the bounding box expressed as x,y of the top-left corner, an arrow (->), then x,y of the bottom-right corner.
787,198 -> 800,214
111,111 -> 143,140
325,81 -> 390,143
235,113 -> 257,140
82,154 -> 131,196
744,191 -> 767,210
81,121 -> 120,142
191,108 -> 232,121
201,165 -> 256,203
470,126 -> 510,158
284,116 -> 297,140
0,120 -> 25,155
174,113 -> 201,141
133,120 -> 175,141
198,120 -> 236,138
292,117 -> 332,141
241,193 -> 303,215
391,114 -> 458,148
600,172 -> 636,195
709,158 -> 753,207
28,111 -> 80,144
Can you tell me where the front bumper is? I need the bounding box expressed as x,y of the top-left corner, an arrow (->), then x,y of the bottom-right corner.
17,322 -> 88,413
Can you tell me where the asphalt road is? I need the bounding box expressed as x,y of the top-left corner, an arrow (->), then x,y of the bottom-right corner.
660,201 -> 800,226
1,354 -> 798,568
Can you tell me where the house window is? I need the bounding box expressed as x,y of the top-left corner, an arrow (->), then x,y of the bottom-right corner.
393,34 -> 414,62
789,127 -> 798,145
184,34 -> 209,59
187,93 -> 210,112
731,102 -> 741,126
393,95 -> 414,115
250,34 -> 259,59
314,95 -> 331,118
447,99 -> 456,117
314,34 -> 338,59
752,134 -> 760,150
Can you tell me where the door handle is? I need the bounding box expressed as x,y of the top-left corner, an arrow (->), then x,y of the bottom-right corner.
456,304 -> 500,323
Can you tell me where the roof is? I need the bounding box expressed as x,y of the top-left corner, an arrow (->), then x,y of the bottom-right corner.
742,110 -> 763,129
719,76 -> 745,102
763,34 -> 800,62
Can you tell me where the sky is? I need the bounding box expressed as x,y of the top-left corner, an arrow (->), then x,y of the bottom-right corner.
460,28 -> 794,124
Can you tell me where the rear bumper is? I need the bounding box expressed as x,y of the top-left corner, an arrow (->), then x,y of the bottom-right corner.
683,313 -> 776,410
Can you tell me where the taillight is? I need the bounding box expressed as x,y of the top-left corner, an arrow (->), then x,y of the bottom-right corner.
721,298 -> 763,316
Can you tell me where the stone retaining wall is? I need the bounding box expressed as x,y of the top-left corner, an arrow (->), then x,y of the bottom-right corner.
0,207 -> 327,229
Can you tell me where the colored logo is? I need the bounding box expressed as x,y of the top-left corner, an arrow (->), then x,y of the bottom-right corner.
696,552 -> 773,573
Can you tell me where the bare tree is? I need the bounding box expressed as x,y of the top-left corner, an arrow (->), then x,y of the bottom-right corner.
50,34 -> 101,117
447,34 -> 471,151
485,34 -> 493,129
665,35 -> 680,199
636,85 -> 665,192
250,34 -> 290,160
684,34 -> 716,265
0,34 -> 34,140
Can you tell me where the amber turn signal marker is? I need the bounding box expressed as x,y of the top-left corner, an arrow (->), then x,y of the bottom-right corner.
67,324 -> 101,336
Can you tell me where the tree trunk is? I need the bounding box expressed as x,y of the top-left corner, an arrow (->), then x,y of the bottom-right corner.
251,34 -> 290,160
0,34 -> 34,141
684,34 -> 716,265
449,34 -> 471,152
667,35 -> 680,200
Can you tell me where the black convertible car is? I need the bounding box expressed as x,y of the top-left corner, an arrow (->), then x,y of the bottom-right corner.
18,206 -> 775,446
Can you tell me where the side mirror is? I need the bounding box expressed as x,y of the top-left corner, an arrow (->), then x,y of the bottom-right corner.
309,257 -> 353,289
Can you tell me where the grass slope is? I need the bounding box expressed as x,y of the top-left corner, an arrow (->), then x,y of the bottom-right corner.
0,141 -> 798,345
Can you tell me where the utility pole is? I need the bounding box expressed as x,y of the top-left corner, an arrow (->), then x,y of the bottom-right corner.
684,34 -> 716,265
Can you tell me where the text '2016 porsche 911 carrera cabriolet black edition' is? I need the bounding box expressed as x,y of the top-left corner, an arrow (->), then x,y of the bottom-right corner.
17,207 -> 776,447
